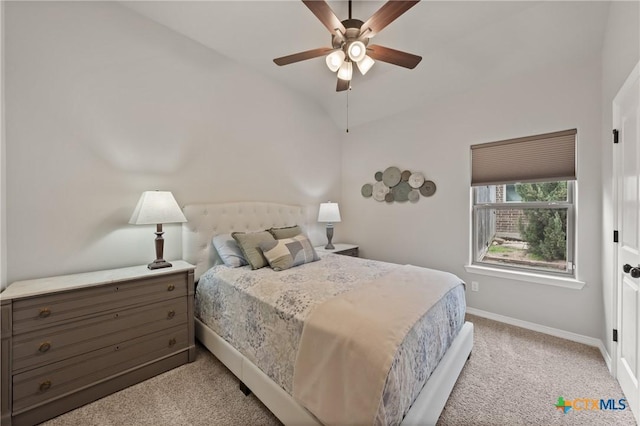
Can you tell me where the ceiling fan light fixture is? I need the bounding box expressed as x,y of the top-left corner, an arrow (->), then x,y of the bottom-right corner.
356,55 -> 375,75
273,0 -> 423,92
337,60 -> 353,81
326,50 -> 345,72
347,40 -> 366,62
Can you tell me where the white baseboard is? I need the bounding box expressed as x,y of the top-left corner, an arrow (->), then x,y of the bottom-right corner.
466,307 -> 612,372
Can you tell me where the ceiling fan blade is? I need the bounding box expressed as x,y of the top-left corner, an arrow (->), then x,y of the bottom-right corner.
302,0 -> 346,35
274,47 -> 333,66
336,77 -> 350,92
367,44 -> 422,69
360,0 -> 420,38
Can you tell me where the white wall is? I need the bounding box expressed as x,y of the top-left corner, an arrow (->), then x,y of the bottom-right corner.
601,1 -> 640,360
4,1 -> 341,285
341,58 -> 604,339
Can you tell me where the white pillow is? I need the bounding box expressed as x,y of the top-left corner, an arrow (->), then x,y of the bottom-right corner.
212,233 -> 248,268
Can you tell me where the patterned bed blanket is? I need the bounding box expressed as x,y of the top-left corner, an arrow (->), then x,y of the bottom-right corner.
195,253 -> 466,425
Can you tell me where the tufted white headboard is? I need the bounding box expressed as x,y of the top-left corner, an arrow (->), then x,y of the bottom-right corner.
182,202 -> 313,281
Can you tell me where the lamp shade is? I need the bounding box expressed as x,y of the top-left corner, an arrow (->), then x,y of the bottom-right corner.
337,61 -> 353,81
347,41 -> 366,62
317,202 -> 341,223
129,191 -> 187,225
356,55 -> 375,75
326,50 -> 345,72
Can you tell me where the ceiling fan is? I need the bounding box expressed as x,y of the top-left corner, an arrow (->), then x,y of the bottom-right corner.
273,0 -> 423,92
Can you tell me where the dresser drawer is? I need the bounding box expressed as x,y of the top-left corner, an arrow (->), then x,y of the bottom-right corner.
12,298 -> 187,372
12,273 -> 187,333
12,324 -> 189,411
338,247 -> 359,257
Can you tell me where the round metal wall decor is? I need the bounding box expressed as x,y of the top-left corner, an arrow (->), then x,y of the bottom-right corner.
420,180 -> 437,197
392,181 -> 412,202
361,183 -> 373,198
372,181 -> 389,201
408,172 -> 425,188
362,167 -> 436,203
382,167 -> 401,187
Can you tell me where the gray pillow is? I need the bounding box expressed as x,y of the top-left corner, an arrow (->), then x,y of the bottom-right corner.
259,234 -> 319,271
212,234 -> 248,268
231,231 -> 276,270
267,225 -> 302,240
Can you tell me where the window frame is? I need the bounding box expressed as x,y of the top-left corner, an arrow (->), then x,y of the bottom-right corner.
471,181 -> 576,278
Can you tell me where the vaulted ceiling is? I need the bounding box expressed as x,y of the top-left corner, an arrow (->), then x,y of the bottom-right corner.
122,1 -> 610,129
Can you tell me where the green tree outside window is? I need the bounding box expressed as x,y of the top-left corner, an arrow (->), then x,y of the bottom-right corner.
516,182 -> 568,261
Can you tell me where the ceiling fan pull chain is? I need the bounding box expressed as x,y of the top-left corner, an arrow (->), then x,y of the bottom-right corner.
346,88 -> 349,133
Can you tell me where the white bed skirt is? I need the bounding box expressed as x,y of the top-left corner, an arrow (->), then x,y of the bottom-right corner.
195,319 -> 473,426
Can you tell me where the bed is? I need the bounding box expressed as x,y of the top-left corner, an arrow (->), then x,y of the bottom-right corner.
182,202 -> 473,426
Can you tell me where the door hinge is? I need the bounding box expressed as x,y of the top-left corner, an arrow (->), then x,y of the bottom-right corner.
614,230 -> 619,243
613,329 -> 618,342
613,129 -> 619,144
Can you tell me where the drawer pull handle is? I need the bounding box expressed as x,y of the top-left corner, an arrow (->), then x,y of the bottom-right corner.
168,338 -> 177,347
167,310 -> 176,319
38,342 -> 51,353
39,380 -> 52,392
167,284 -> 175,292
38,308 -> 51,318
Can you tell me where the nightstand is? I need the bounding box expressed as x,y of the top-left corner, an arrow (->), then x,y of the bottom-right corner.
315,243 -> 359,258
0,261 -> 195,426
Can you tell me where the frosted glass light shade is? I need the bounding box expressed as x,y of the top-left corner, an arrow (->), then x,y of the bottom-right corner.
326,50 -> 345,72
317,202 -> 341,223
357,55 -> 375,75
129,191 -> 187,225
347,41 -> 366,62
337,61 -> 353,81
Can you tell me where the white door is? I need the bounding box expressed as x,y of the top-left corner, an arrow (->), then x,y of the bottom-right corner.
615,61 -> 640,424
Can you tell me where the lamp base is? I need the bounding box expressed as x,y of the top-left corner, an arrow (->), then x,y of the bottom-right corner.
325,224 -> 335,250
148,224 -> 172,270
148,259 -> 172,270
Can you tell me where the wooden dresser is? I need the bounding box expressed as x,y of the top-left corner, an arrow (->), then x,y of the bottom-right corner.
0,261 -> 195,426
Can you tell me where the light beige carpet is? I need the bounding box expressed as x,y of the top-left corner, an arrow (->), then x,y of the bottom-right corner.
438,315 -> 635,426
43,314 -> 636,425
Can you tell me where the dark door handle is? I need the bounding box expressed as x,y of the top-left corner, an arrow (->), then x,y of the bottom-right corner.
624,264 -> 640,278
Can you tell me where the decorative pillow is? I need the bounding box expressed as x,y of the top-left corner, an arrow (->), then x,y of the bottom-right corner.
259,234 -> 319,271
267,225 -> 302,240
212,234 -> 248,268
231,231 -> 276,270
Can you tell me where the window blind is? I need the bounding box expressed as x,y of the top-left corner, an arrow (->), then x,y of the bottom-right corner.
471,129 -> 576,186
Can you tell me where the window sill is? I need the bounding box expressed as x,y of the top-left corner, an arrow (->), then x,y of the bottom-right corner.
463,264 -> 585,290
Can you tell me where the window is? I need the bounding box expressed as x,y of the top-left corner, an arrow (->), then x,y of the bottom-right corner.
504,184 -> 522,202
470,129 -> 576,277
473,182 -> 574,275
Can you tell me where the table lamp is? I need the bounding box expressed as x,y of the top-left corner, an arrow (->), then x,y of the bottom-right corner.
129,191 -> 187,269
317,202 -> 341,250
